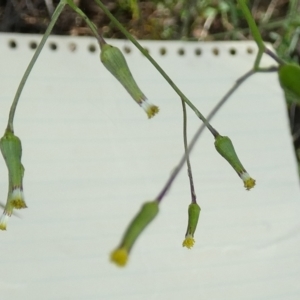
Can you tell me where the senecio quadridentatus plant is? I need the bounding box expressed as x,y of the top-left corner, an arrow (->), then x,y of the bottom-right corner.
1,0 -> 299,268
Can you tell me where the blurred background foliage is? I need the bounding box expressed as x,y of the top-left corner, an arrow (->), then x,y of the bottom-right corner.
1,0 -> 300,174
0,1 -> 298,45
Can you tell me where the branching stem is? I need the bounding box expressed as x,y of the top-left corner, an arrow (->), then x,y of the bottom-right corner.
264,48 -> 285,65
93,0 -> 218,137
156,67 -> 277,202
66,0 -> 106,47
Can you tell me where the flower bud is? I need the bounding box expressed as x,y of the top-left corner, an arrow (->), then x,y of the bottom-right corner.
278,64 -> 300,98
0,130 -> 26,230
214,135 -> 255,190
182,203 -> 201,249
110,200 -> 159,267
100,43 -> 159,118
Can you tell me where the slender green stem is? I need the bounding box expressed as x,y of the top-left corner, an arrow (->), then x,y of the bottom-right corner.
264,48 -> 285,65
66,0 -> 106,47
93,0 -> 218,137
156,67 -> 276,202
237,0 -> 265,69
253,50 -> 264,70
181,98 -> 197,204
237,0 -> 264,50
6,0 -> 66,133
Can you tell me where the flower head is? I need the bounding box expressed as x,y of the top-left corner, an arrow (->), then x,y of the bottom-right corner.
100,43 -> 159,118
110,200 -> 159,267
214,135 -> 255,190
183,203 -> 201,249
0,130 -> 27,230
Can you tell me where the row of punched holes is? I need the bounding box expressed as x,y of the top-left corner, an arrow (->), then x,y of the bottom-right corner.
7,39 -> 254,56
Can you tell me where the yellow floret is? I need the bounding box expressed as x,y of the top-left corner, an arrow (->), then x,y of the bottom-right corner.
110,248 -> 128,267
0,223 -> 7,231
182,235 -> 195,249
0,211 -> 10,231
146,105 -> 159,119
244,177 -> 256,191
11,199 -> 27,209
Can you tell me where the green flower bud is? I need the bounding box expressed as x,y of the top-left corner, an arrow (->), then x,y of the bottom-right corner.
214,135 -> 255,190
0,130 -> 26,230
182,203 -> 201,249
110,200 -> 159,267
100,43 -> 159,118
278,64 -> 300,98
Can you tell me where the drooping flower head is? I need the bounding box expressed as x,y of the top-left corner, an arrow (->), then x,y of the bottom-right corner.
182,203 -> 201,249
110,200 -> 159,267
100,43 -> 159,118
214,135 -> 256,190
0,130 -> 27,230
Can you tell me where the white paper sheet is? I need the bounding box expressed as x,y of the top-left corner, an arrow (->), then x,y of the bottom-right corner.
0,33 -> 299,299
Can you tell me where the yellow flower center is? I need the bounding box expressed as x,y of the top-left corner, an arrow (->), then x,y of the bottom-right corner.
182,236 -> 195,249
244,177 -> 256,190
146,105 -> 159,119
110,248 -> 128,267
